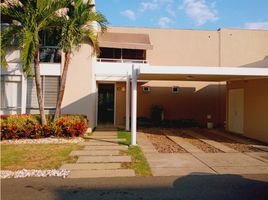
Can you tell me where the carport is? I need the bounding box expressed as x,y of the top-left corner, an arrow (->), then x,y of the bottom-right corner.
128,65 -> 268,145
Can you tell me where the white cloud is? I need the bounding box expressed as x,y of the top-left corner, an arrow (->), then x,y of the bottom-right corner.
141,1 -> 159,11
158,17 -> 172,28
166,4 -> 176,17
121,9 -> 137,20
244,22 -> 268,30
180,0 -> 218,26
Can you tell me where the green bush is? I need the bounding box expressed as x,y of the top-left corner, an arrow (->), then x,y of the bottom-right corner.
0,114 -> 88,140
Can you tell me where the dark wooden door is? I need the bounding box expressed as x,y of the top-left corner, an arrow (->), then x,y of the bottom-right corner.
98,84 -> 115,125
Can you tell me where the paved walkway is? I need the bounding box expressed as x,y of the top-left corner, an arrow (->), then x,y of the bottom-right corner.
137,132 -> 268,176
61,131 -> 135,178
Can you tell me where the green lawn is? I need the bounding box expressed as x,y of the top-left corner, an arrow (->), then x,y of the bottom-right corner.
1,143 -> 82,170
118,129 -> 152,176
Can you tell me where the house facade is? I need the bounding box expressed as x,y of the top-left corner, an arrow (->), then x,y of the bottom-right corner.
1,26 -> 268,143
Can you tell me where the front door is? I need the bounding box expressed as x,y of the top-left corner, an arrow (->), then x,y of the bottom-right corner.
228,88 -> 244,134
97,84 -> 115,126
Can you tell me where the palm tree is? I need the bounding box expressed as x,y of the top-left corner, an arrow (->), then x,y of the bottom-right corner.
1,0 -> 67,125
53,0 -> 108,121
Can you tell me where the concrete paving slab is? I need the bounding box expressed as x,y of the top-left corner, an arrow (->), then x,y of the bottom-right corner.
92,131 -> 117,136
88,138 -> 126,142
145,153 -> 209,168
244,152 -> 268,163
80,142 -> 119,146
84,145 -> 128,150
166,135 -> 204,153
193,153 -> 268,167
151,167 -> 216,176
60,163 -> 121,170
70,150 -> 120,156
77,155 -> 132,163
212,166 -> 268,174
87,135 -> 117,139
186,130 -> 238,153
68,169 -> 135,178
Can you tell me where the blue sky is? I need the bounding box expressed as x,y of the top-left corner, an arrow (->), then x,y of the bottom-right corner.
96,0 -> 268,30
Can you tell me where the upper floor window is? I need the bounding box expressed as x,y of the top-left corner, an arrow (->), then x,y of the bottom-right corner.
39,30 -> 61,63
98,47 -> 146,63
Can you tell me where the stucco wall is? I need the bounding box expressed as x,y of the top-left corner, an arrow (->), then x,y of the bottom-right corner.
108,26 -> 219,66
61,43 -> 97,131
115,81 -> 226,128
227,78 -> 268,143
220,29 -> 268,67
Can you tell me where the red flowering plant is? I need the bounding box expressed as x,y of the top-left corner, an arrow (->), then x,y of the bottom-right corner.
0,114 -> 88,140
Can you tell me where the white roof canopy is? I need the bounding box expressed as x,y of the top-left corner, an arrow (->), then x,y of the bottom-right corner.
137,66 -> 268,81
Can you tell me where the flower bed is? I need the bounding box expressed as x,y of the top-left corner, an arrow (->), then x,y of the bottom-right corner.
0,114 -> 88,140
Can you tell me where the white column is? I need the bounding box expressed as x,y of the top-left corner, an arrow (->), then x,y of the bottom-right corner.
125,73 -> 130,131
21,74 -> 27,114
131,65 -> 137,146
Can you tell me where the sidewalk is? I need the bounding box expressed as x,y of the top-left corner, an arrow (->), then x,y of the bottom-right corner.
60,131 -> 135,178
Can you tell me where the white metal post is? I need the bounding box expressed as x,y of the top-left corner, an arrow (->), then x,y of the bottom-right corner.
125,73 -> 130,131
131,65 -> 137,146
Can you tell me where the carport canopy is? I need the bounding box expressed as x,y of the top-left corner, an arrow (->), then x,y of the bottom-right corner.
129,65 -> 268,145
138,65 -> 268,81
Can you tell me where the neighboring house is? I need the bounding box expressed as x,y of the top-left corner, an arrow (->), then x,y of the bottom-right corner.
1,25 -> 268,143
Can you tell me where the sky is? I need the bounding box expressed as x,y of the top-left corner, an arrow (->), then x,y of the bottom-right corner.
96,0 -> 268,30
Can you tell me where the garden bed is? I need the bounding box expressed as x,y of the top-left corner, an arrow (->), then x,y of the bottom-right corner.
0,114 -> 88,140
168,129 -> 223,153
141,128 -> 187,153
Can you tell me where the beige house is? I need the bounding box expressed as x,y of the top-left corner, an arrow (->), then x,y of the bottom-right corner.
1,26 -> 268,144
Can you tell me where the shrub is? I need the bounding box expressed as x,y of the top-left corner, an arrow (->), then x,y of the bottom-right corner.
0,114 -> 88,140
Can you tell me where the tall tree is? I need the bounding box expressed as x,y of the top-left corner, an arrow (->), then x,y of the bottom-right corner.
53,0 -> 108,121
1,0 -> 67,125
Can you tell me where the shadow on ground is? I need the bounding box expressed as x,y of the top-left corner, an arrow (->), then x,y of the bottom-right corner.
2,173 -> 268,200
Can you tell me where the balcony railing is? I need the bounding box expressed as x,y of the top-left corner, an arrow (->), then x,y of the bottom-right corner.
97,58 -> 148,64
40,47 -> 61,63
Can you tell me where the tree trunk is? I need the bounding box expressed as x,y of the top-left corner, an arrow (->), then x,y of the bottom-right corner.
34,49 -> 47,125
54,50 -> 71,121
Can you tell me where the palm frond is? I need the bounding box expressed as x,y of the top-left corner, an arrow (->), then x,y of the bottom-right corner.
21,30 -> 38,75
1,25 -> 23,68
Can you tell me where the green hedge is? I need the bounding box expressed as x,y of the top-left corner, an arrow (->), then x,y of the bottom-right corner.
0,114 -> 88,140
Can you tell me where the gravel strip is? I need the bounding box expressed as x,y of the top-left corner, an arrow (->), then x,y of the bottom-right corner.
1,137 -> 85,144
201,129 -> 263,152
0,169 -> 70,179
170,129 -> 223,153
141,128 -> 187,153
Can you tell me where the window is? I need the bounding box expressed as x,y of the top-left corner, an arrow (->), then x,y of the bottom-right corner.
98,47 -> 146,61
39,30 -> 61,63
40,30 -> 60,47
172,86 -> 179,93
26,76 -> 60,113
143,86 -> 150,93
0,75 -> 22,114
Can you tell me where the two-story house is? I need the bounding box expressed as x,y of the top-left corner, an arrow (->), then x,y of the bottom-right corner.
1,16 -> 268,144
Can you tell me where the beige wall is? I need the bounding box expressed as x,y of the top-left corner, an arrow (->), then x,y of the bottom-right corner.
61,43 -> 97,131
227,78 -> 268,143
220,29 -> 268,67
108,27 -> 268,68
108,26 -> 219,66
115,81 -> 226,127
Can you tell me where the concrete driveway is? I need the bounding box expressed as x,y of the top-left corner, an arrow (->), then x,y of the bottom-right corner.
138,129 -> 268,176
